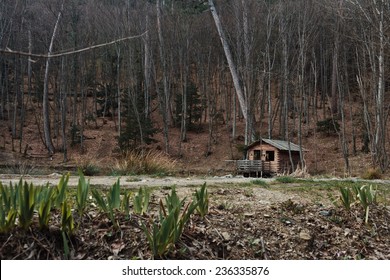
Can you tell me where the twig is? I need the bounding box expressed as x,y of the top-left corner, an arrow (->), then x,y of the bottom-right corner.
31,234 -> 56,259
12,241 -> 35,260
0,234 -> 13,251
260,236 -> 268,260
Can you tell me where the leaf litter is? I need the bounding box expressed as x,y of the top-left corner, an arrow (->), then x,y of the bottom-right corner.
1,185 -> 389,260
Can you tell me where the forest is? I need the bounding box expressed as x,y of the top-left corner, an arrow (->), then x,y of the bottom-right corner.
1,0 -> 390,175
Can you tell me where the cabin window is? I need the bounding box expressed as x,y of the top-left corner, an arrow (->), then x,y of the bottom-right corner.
265,151 -> 275,161
254,150 -> 261,160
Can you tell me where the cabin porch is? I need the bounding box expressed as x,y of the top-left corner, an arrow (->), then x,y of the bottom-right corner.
236,160 -> 272,177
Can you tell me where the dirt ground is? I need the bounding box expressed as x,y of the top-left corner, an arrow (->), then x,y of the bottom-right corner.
1,175 -> 389,260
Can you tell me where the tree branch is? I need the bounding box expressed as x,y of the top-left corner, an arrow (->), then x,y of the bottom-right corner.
0,31 -> 148,59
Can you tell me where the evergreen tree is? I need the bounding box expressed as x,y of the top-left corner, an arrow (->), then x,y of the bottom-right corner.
118,89 -> 156,151
175,81 -> 203,132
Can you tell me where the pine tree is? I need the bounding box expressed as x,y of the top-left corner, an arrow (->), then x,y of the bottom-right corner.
118,89 -> 156,151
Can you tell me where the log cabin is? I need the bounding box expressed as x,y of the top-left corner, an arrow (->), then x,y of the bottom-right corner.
237,139 -> 304,177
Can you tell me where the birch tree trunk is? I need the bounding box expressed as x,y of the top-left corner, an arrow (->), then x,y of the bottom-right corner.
208,0 -> 249,143
143,16 -> 151,119
59,57 -> 67,162
375,1 -> 387,171
157,0 -> 170,153
43,2 -> 64,155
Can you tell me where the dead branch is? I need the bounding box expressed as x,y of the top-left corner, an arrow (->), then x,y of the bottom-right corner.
0,31 -> 148,59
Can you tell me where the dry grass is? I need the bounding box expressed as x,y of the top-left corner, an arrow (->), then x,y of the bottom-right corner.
113,150 -> 177,175
361,168 -> 382,180
74,154 -> 102,176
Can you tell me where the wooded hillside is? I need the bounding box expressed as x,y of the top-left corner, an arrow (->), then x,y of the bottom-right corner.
0,0 -> 389,176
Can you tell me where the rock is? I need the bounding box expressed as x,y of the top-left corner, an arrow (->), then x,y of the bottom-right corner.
221,232 -> 231,241
299,231 -> 311,241
252,239 -> 261,245
319,210 -> 332,216
244,212 -> 255,217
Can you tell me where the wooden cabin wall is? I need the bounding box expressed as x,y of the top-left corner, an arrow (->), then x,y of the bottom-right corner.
247,143 -> 280,174
278,152 -> 301,173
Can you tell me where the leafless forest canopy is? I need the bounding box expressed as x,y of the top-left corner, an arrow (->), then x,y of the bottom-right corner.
1,0 -> 390,173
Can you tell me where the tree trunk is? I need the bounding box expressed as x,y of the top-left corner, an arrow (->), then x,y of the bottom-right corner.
143,15 -> 151,119
43,2 -> 64,155
116,47 -> 121,136
376,2 -> 387,171
157,0 -> 170,153
59,57 -> 67,162
208,0 -> 249,143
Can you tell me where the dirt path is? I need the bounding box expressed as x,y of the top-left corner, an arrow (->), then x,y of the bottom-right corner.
0,174 -> 267,188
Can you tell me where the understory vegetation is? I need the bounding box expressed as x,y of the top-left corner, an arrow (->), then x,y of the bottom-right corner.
0,174 -> 389,260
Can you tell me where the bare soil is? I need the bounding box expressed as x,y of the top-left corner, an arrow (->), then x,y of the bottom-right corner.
1,175 -> 389,260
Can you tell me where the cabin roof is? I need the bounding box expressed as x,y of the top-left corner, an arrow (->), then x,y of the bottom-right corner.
247,139 -> 302,152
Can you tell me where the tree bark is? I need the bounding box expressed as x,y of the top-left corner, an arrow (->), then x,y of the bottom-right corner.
43,2 -> 64,155
208,0 -> 249,142
157,0 -> 170,153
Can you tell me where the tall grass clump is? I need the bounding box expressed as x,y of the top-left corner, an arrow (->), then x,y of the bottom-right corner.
74,155 -> 101,176
361,168 -> 382,180
114,150 -> 176,175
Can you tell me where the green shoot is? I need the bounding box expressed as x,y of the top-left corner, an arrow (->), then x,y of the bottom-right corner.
194,183 -> 209,218
54,173 -> 69,208
17,180 -> 36,230
76,169 -> 90,216
339,187 -> 354,211
37,185 -> 54,230
61,202 -> 74,235
133,187 -> 150,215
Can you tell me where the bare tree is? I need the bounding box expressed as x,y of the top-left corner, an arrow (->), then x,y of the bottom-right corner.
208,0 -> 251,144
43,1 -> 64,155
